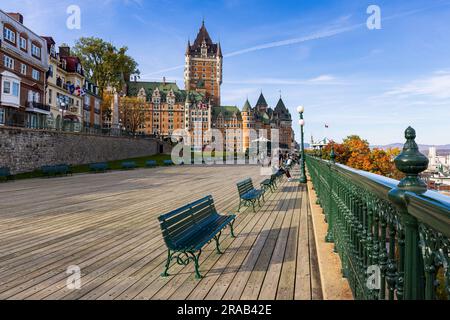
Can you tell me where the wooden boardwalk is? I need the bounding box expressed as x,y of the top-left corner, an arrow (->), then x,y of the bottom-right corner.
0,165 -> 322,300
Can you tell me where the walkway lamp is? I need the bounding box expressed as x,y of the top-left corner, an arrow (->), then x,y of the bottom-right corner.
297,106 -> 307,183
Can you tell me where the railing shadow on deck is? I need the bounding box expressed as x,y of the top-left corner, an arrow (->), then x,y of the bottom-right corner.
306,127 -> 450,301
206,227 -> 299,275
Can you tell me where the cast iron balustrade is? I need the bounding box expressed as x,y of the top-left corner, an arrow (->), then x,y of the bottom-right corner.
306,127 -> 450,300
26,101 -> 51,113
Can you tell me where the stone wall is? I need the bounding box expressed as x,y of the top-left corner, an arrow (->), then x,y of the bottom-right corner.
0,127 -> 172,174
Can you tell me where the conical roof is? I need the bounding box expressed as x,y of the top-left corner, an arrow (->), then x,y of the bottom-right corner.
193,21 -> 213,48
256,93 -> 268,108
242,99 -> 252,112
275,98 -> 287,112
274,98 -> 292,121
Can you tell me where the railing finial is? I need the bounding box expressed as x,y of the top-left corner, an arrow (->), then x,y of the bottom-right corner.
394,127 -> 429,193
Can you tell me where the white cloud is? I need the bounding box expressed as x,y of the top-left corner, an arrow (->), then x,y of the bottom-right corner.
384,71 -> 450,99
224,75 -> 343,86
308,75 -> 335,83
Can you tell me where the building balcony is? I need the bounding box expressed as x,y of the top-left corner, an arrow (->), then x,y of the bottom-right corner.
26,101 -> 51,115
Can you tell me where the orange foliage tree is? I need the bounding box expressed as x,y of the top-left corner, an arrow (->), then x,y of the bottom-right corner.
321,136 -> 403,179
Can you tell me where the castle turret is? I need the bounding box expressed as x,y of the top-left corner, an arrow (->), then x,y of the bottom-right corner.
242,99 -> 254,152
184,21 -> 222,106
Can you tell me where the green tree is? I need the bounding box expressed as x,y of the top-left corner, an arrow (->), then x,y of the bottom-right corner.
72,37 -> 139,94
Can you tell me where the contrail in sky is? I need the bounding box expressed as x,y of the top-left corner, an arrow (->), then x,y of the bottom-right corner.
140,3 -> 449,78
140,23 -> 360,78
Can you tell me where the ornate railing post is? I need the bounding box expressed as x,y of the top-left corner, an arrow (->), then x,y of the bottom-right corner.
326,146 -> 336,243
388,127 -> 429,300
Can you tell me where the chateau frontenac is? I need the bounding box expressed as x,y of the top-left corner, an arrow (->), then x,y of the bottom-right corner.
126,22 -> 295,152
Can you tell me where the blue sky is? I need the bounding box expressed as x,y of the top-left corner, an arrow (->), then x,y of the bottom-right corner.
4,0 -> 450,145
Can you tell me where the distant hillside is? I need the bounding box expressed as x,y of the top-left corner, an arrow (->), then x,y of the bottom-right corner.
372,144 -> 450,154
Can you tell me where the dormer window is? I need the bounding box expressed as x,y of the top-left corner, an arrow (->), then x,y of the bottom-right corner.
201,41 -> 207,57
31,43 -> 41,59
3,27 -> 16,44
20,36 -> 27,51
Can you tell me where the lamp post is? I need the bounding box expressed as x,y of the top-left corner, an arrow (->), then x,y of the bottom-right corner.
59,101 -> 66,132
297,106 -> 307,183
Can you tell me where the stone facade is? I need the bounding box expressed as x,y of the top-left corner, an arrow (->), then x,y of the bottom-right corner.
0,127 -> 170,174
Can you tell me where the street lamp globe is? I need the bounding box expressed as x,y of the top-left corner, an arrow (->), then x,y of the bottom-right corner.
297,106 -> 305,113
299,119 -> 305,127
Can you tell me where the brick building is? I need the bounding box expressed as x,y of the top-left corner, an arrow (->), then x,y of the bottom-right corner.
82,79 -> 102,133
42,39 -> 85,132
0,11 -> 49,128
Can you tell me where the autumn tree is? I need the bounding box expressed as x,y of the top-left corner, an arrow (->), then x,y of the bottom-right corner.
101,92 -> 114,126
322,141 -> 351,164
119,97 -> 147,135
321,136 -> 404,179
72,37 -> 139,94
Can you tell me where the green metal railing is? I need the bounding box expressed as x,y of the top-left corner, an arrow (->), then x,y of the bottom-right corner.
306,127 -> 450,300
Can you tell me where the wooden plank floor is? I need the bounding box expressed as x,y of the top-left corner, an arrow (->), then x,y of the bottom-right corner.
0,165 -> 321,300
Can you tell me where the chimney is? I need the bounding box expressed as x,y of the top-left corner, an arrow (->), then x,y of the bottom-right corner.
7,13 -> 24,24
59,46 -> 71,57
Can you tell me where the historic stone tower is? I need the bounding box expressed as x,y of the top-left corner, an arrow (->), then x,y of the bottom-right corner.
241,99 -> 254,153
184,21 -> 223,107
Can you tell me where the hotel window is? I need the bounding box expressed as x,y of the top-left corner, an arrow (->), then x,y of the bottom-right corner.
48,89 -> 53,104
3,81 -> 11,94
0,108 -> 4,125
21,63 -> 27,75
12,82 -> 19,97
31,44 -> 41,59
3,27 -> 15,43
28,90 -> 40,103
3,55 -> 14,69
32,69 -> 40,81
20,37 -> 27,50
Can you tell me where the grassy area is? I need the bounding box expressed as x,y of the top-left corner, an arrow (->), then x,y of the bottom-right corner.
11,154 -> 172,181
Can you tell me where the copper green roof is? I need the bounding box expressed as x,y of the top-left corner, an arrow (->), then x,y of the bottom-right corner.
262,112 -> 270,124
212,106 -> 242,121
126,81 -> 205,103
242,99 -> 252,112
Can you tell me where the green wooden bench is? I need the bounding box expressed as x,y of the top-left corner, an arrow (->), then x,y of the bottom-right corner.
158,195 -> 236,279
90,163 -> 109,173
146,160 -> 157,167
41,164 -> 72,177
164,160 -> 174,166
121,161 -> 137,170
0,167 -> 12,182
260,174 -> 278,193
237,178 -> 265,212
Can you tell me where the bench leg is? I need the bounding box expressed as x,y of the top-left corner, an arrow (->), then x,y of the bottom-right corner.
252,200 -> 256,212
161,250 -> 174,277
229,220 -> 236,238
214,232 -> 224,255
238,200 -> 242,212
191,250 -> 203,279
